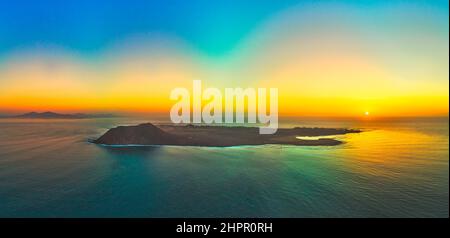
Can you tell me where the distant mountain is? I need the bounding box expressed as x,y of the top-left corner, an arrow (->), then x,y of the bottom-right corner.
11,111 -> 116,119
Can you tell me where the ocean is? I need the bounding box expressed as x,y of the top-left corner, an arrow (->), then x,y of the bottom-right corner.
0,117 -> 448,217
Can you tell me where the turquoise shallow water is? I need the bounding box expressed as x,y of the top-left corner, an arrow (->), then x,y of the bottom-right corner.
0,117 -> 448,217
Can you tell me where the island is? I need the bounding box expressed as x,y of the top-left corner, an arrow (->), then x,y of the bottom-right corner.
93,123 -> 361,147
7,111 -> 116,119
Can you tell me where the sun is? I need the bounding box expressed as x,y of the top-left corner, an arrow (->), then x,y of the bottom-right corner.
365,111 -> 370,116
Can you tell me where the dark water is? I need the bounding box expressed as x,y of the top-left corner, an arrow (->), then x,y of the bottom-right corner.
0,117 -> 448,217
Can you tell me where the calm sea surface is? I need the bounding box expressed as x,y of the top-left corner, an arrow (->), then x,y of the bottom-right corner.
0,117 -> 448,217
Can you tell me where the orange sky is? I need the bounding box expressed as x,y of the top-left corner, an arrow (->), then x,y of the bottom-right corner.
0,2 -> 448,118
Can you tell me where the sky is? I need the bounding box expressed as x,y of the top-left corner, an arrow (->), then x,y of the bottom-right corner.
0,0 -> 448,117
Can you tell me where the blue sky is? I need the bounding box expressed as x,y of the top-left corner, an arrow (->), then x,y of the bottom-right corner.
0,0 -> 301,56
0,0 -> 448,115
1,0 -> 447,57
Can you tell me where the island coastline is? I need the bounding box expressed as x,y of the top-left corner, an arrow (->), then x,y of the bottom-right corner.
92,123 -> 362,147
